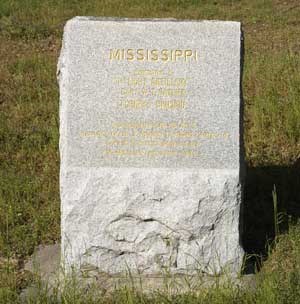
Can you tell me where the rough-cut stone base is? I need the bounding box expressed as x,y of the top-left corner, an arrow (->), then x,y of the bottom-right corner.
61,168 -> 244,275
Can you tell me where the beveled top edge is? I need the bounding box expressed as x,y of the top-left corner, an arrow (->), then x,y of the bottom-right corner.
66,16 -> 241,25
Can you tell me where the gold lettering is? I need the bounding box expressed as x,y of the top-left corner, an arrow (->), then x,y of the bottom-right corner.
120,99 -> 149,109
150,49 -> 159,61
109,49 -> 198,62
161,49 -> 169,62
109,49 -> 121,60
127,49 -> 134,61
156,100 -> 186,110
175,50 -> 183,60
137,49 -> 144,61
184,50 -> 192,61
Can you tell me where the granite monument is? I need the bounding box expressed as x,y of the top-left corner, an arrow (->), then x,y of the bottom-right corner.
58,17 -> 244,276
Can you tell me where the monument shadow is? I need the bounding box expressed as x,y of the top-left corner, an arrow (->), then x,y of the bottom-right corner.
242,160 -> 300,272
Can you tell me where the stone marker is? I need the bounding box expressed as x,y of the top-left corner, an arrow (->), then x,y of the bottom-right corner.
58,17 -> 244,276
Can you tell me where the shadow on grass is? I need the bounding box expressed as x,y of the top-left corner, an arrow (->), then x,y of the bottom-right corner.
242,160 -> 300,273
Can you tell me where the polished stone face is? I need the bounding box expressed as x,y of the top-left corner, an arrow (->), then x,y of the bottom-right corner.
58,17 -> 244,275
61,17 -> 241,169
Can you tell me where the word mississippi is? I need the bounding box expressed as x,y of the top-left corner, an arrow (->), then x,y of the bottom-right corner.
109,49 -> 198,62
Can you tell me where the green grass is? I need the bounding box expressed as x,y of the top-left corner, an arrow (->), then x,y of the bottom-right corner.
0,0 -> 300,302
1,223 -> 300,304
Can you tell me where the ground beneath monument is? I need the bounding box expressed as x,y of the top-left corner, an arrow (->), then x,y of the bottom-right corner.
22,244 -> 256,296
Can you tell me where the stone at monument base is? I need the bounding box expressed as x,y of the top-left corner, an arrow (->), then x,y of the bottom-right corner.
61,167 -> 243,275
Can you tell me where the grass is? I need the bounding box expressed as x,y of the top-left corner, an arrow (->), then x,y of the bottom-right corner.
0,0 -> 300,303
1,223 -> 300,303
